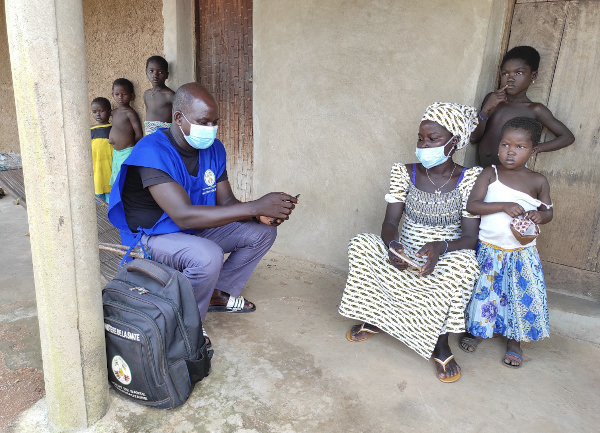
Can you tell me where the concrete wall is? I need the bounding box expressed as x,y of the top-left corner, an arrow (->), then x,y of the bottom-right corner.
82,0 -> 165,125
1,0 -> 189,151
253,0 -> 512,269
0,3 -> 20,153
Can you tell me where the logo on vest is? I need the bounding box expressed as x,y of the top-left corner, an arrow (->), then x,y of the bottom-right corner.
112,355 -> 132,385
204,169 -> 216,186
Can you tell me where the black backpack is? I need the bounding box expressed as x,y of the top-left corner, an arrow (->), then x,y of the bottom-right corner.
102,259 -> 212,409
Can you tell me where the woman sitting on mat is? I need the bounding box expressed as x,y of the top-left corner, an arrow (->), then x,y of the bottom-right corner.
338,102 -> 482,383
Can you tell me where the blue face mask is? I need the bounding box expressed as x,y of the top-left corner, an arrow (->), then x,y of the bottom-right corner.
415,136 -> 454,169
179,113 -> 218,149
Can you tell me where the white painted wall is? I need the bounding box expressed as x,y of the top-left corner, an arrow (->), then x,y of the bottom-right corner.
253,0 -> 511,268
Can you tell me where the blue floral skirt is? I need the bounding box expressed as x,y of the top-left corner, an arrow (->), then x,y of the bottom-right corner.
465,241 -> 550,342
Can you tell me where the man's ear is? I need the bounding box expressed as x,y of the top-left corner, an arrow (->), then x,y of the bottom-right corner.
173,111 -> 183,126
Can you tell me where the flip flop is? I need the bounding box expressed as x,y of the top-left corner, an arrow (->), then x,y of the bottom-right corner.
208,295 -> 256,313
346,323 -> 380,342
434,355 -> 461,383
202,326 -> 212,349
502,351 -> 523,368
459,335 -> 480,353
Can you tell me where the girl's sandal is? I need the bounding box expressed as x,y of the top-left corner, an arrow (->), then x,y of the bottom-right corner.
502,351 -> 523,368
459,335 -> 480,353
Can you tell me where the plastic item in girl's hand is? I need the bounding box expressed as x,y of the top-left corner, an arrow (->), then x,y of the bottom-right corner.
509,217 -> 540,245
389,247 -> 422,271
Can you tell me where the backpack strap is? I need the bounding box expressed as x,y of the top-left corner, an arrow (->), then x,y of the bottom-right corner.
126,259 -> 171,287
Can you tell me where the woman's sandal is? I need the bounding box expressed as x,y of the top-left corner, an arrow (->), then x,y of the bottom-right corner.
346,323 -> 379,342
502,351 -> 523,368
433,355 -> 461,383
459,335 -> 480,353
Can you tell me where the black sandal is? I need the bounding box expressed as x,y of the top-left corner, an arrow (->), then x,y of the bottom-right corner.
459,335 -> 480,353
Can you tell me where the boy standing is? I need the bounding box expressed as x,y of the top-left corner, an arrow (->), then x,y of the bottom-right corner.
109,78 -> 143,186
143,56 -> 175,135
90,97 -> 112,203
470,46 -> 574,167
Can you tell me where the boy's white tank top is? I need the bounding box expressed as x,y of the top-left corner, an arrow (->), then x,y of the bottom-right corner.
479,165 -> 551,249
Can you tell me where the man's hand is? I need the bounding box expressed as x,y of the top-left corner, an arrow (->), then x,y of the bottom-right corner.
253,192 -> 298,222
258,215 -> 281,226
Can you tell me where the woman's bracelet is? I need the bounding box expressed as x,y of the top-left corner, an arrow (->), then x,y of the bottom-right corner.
441,240 -> 449,255
389,239 -> 399,250
478,113 -> 489,122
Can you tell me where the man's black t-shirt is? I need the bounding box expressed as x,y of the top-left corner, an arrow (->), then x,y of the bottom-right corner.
121,129 -> 228,232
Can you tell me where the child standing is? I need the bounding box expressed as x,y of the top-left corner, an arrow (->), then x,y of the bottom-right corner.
470,45 -> 574,167
90,97 -> 112,203
461,117 -> 554,368
109,78 -> 143,187
143,56 -> 175,135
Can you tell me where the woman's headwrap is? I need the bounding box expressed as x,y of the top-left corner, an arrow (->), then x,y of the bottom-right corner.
421,102 -> 478,150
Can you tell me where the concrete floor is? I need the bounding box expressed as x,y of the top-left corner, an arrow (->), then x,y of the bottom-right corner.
2,197 -> 600,433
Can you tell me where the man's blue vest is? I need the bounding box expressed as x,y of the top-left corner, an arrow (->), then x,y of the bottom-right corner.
108,130 -> 227,247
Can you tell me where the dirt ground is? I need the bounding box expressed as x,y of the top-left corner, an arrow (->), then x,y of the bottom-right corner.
0,198 -> 44,432
0,352 -> 44,431
2,197 -> 600,433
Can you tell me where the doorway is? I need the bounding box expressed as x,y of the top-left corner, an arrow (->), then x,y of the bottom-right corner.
195,0 -> 253,201
505,0 -> 600,299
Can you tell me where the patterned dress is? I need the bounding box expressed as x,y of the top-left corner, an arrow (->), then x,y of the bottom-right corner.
465,243 -> 549,342
338,163 -> 482,359
465,168 -> 551,342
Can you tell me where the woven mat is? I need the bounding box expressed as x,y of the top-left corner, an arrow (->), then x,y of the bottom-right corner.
0,155 -> 124,280
0,153 -> 22,171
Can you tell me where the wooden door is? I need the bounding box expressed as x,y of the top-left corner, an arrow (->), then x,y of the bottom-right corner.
196,0 -> 253,201
506,0 -> 600,299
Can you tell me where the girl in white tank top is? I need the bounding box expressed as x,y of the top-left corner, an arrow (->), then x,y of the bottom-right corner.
460,117 -> 554,369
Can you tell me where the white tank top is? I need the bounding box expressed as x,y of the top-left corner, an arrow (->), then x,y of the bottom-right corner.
479,165 -> 552,249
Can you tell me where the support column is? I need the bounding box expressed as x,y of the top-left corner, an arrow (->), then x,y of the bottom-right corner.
163,0 -> 196,89
5,0 -> 108,430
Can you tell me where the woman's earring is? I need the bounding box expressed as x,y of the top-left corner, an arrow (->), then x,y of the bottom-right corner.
532,80 -> 536,84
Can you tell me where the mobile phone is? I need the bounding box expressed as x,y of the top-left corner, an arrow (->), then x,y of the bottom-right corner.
270,194 -> 300,225
389,247 -> 422,271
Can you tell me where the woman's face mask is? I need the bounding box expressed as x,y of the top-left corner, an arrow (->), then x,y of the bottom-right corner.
179,113 -> 218,150
415,136 -> 455,169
